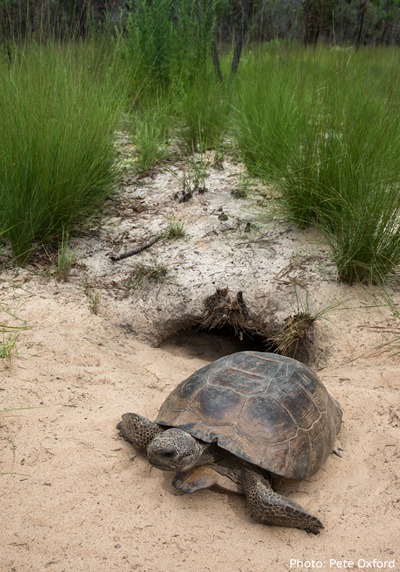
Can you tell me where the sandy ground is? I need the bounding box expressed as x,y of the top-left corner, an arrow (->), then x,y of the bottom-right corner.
1,150 -> 400,572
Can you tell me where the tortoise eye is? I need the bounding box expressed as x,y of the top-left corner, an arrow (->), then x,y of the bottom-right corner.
162,448 -> 176,458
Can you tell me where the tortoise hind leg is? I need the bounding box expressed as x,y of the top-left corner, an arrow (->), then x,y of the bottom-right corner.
117,412 -> 162,450
242,468 -> 323,534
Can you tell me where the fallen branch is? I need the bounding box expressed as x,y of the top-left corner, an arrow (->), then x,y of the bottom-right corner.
110,235 -> 161,262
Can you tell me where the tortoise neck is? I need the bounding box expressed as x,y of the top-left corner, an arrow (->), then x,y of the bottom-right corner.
197,442 -> 223,466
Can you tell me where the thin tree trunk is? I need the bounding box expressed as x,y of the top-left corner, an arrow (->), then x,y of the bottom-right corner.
212,37 -> 223,82
355,0 -> 367,50
302,0 -> 320,47
231,0 -> 254,76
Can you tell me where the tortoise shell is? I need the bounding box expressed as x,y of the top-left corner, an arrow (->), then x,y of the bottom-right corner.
156,351 -> 342,480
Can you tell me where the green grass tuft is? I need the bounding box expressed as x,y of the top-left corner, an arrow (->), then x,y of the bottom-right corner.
233,46 -> 400,283
0,41 -> 125,264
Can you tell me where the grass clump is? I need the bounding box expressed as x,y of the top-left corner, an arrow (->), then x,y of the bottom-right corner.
0,41 -> 125,264
176,76 -> 231,153
234,46 -> 400,284
0,300 -> 26,361
181,160 -> 208,197
121,0 -> 228,154
130,100 -> 173,173
56,231 -> 77,282
162,217 -> 186,240
0,334 -> 18,360
166,158 -> 208,201
126,262 -> 171,291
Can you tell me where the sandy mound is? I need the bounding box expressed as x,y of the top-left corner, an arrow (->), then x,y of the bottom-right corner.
1,151 -> 399,571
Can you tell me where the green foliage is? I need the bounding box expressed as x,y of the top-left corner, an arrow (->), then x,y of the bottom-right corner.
123,0 -> 217,96
177,74 -> 231,153
0,41 -> 125,263
166,158 -> 209,200
56,230 -> 77,282
233,51 -> 306,182
121,0 -> 226,155
0,334 -> 18,359
234,46 -> 400,283
130,99 -> 173,172
2,12 -> 400,287
163,217 -> 186,240
125,0 -> 173,91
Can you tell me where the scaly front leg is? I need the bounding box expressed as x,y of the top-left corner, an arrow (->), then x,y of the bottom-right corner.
242,467 -> 323,534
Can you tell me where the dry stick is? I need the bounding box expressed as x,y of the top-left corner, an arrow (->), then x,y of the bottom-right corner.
110,235 -> 161,262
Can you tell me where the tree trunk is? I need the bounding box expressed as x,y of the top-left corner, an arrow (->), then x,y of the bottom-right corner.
231,0 -> 254,76
302,0 -> 321,47
354,0 -> 367,50
212,37 -> 223,82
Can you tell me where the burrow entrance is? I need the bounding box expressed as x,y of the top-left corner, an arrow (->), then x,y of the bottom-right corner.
160,288 -> 316,364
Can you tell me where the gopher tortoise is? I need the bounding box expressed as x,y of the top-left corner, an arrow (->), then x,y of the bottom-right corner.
117,351 -> 342,534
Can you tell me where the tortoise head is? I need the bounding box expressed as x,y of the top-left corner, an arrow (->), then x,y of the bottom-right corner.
147,428 -> 206,472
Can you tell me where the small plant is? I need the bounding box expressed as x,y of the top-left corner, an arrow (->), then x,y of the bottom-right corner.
162,217 -> 186,240
126,262 -> 171,291
130,101 -> 172,173
183,160 -> 208,195
0,334 -> 18,360
180,160 -> 208,201
56,231 -> 77,282
88,290 -> 101,315
272,313 -> 315,361
0,300 -> 26,360
83,278 -> 101,314
231,174 -> 254,199
271,288 -> 346,362
166,159 -> 208,201
212,148 -> 225,169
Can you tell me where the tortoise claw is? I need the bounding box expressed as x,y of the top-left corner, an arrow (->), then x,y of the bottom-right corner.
242,468 -> 323,534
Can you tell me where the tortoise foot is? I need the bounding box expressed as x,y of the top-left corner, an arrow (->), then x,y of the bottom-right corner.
242,468 -> 323,534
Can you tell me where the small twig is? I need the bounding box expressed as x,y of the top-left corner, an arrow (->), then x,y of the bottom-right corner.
358,325 -> 400,334
110,235 -> 161,261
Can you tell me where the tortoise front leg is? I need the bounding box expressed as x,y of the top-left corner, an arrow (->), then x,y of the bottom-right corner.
172,466 -> 243,494
242,468 -> 323,534
117,412 -> 163,450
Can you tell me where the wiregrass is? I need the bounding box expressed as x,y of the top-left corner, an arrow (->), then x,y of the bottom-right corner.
2,32 -> 400,285
233,46 -> 400,283
130,98 -> 173,172
0,41 -> 125,263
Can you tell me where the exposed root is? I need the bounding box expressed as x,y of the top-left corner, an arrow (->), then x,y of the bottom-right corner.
160,289 -> 317,364
199,289 -> 316,362
199,288 -> 272,343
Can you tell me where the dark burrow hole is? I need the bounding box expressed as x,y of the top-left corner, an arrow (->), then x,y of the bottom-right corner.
160,324 -> 280,363
160,289 -> 315,364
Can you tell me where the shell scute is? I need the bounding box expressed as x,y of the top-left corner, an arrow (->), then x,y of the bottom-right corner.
155,351 -> 342,480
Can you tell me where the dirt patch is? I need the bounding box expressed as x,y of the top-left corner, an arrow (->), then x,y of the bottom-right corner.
1,149 -> 400,571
